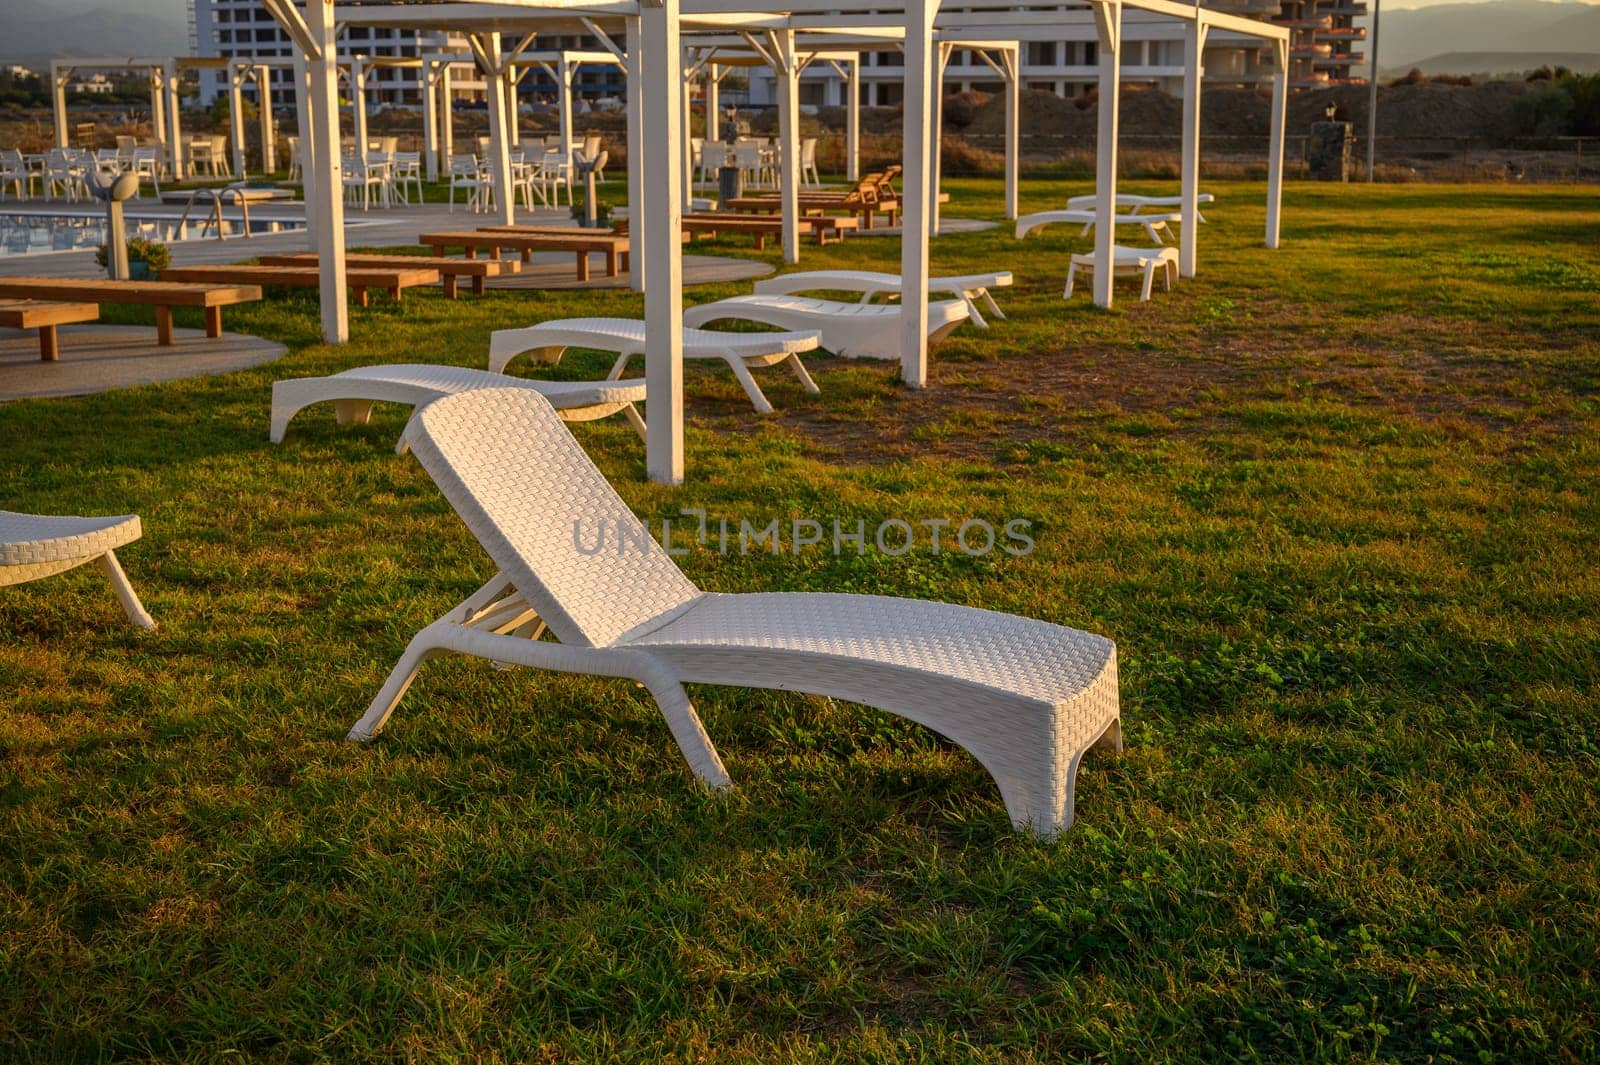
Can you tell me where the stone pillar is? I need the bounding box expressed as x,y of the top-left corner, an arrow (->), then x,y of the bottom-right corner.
1308,121 -> 1353,182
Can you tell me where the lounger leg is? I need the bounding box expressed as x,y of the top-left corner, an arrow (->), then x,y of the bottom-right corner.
637,671 -> 731,789
347,633 -> 450,741
622,403 -> 648,440
961,295 -> 989,330
977,288 -> 1006,321
97,550 -> 155,630
336,399 -> 375,426
1140,264 -> 1156,302
1063,263 -> 1078,301
785,353 -> 821,396
723,356 -> 775,414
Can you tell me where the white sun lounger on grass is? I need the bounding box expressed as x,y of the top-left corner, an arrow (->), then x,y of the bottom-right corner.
1,510 -> 155,629
1064,245 -> 1179,302
682,294 -> 970,361
270,364 -> 649,444
346,388 -> 1121,835
1015,209 -> 1180,245
1066,192 -> 1214,223
487,317 -> 821,415
753,270 -> 1013,328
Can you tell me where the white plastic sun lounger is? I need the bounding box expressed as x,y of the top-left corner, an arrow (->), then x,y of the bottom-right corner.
487,318 -> 822,415
1064,245 -> 1179,303
1066,193 -> 1214,224
753,270 -> 1013,328
346,388 -> 1120,835
1,511 -> 155,629
270,364 -> 649,445
1015,209 -> 1180,245
682,294 -> 970,362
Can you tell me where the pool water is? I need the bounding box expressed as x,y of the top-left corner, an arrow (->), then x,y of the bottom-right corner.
0,211 -> 306,256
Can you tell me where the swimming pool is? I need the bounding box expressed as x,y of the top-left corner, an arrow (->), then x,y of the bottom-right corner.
0,211 -> 307,257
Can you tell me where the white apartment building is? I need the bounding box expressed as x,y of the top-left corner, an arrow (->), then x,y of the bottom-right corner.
190,0 -> 454,107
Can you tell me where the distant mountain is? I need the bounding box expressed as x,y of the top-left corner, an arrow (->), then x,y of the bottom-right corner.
1404,51 -> 1600,77
1375,1 -> 1600,72
0,5 -> 189,67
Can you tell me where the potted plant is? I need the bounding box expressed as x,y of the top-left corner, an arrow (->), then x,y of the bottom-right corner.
95,237 -> 171,280
569,200 -> 611,229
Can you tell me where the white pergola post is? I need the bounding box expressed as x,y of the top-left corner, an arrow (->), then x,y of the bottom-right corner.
165,61 -> 185,181
1092,1 -> 1122,308
931,43 -> 951,234
305,0 -> 348,343
421,59 -> 440,181
257,65 -> 276,173
229,65 -> 249,178
51,64 -> 70,148
558,56 -> 575,171
900,0 -> 939,389
1002,48 -> 1019,221
846,57 -> 860,181
294,54 -> 316,245
775,31 -> 801,263
640,0 -> 686,484
350,58 -> 369,154
476,33 -> 516,226
506,66 -> 523,149
680,58 -> 695,208
625,18 -> 647,293
149,69 -> 166,160
1266,36 -> 1287,249
705,62 -> 720,144
1179,21 -> 1206,278
440,64 -> 455,161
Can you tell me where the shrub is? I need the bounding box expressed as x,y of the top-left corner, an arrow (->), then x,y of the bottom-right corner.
94,237 -> 171,272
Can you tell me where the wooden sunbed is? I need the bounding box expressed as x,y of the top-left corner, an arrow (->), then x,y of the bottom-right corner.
0,300 -> 100,361
419,230 -> 633,282
677,212 -> 858,248
0,278 -> 262,345
159,264 -> 440,307
256,253 -> 520,298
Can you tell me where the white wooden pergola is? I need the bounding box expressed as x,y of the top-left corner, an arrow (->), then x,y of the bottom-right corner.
47,57 -> 233,178
265,0 -> 1288,487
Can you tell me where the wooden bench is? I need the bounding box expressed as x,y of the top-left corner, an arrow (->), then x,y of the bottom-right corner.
679,212 -> 858,248
0,278 -> 262,346
420,230 -> 634,282
724,195 -> 901,229
0,300 -> 101,361
159,264 -> 441,307
255,253 -> 520,298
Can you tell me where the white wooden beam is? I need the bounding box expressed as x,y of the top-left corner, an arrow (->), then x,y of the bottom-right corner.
1003,48 -> 1018,221
51,64 -> 70,149
625,16 -> 646,293
558,56 -> 575,178
478,32 -> 517,226
1092,0 -> 1122,309
306,0 -> 349,343
846,56 -> 859,181
422,58 -> 440,181
350,58 -> 369,154
641,0 -> 686,484
930,42 -> 951,235
165,62 -> 185,181
257,65 -> 277,173
899,0 -> 939,389
1266,36 -> 1287,249
1179,21 -> 1205,278
440,63 -> 455,163
148,70 -> 166,162
705,61 -> 719,143
293,55 -> 316,249
230,66 -> 249,179
775,29 -> 801,263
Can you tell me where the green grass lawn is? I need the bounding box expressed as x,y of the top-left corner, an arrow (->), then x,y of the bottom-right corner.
2,179 -> 1597,1063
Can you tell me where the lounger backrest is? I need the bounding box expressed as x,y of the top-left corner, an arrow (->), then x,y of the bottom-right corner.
403,388 -> 702,648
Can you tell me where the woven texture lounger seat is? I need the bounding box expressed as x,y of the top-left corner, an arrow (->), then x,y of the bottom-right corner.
1,510 -> 155,628
488,317 -> 821,414
345,388 -> 1120,835
270,363 -> 649,444
1064,246 -> 1179,302
682,294 -> 970,362
753,269 -> 1013,328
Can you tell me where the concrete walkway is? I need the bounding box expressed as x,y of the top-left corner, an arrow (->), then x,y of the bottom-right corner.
0,324 -> 285,401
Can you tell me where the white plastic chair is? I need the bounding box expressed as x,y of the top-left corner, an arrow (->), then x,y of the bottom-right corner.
344,387 -> 1121,837
0,149 -> 35,200
448,154 -> 490,213
683,294 -> 970,362
800,137 -> 821,188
